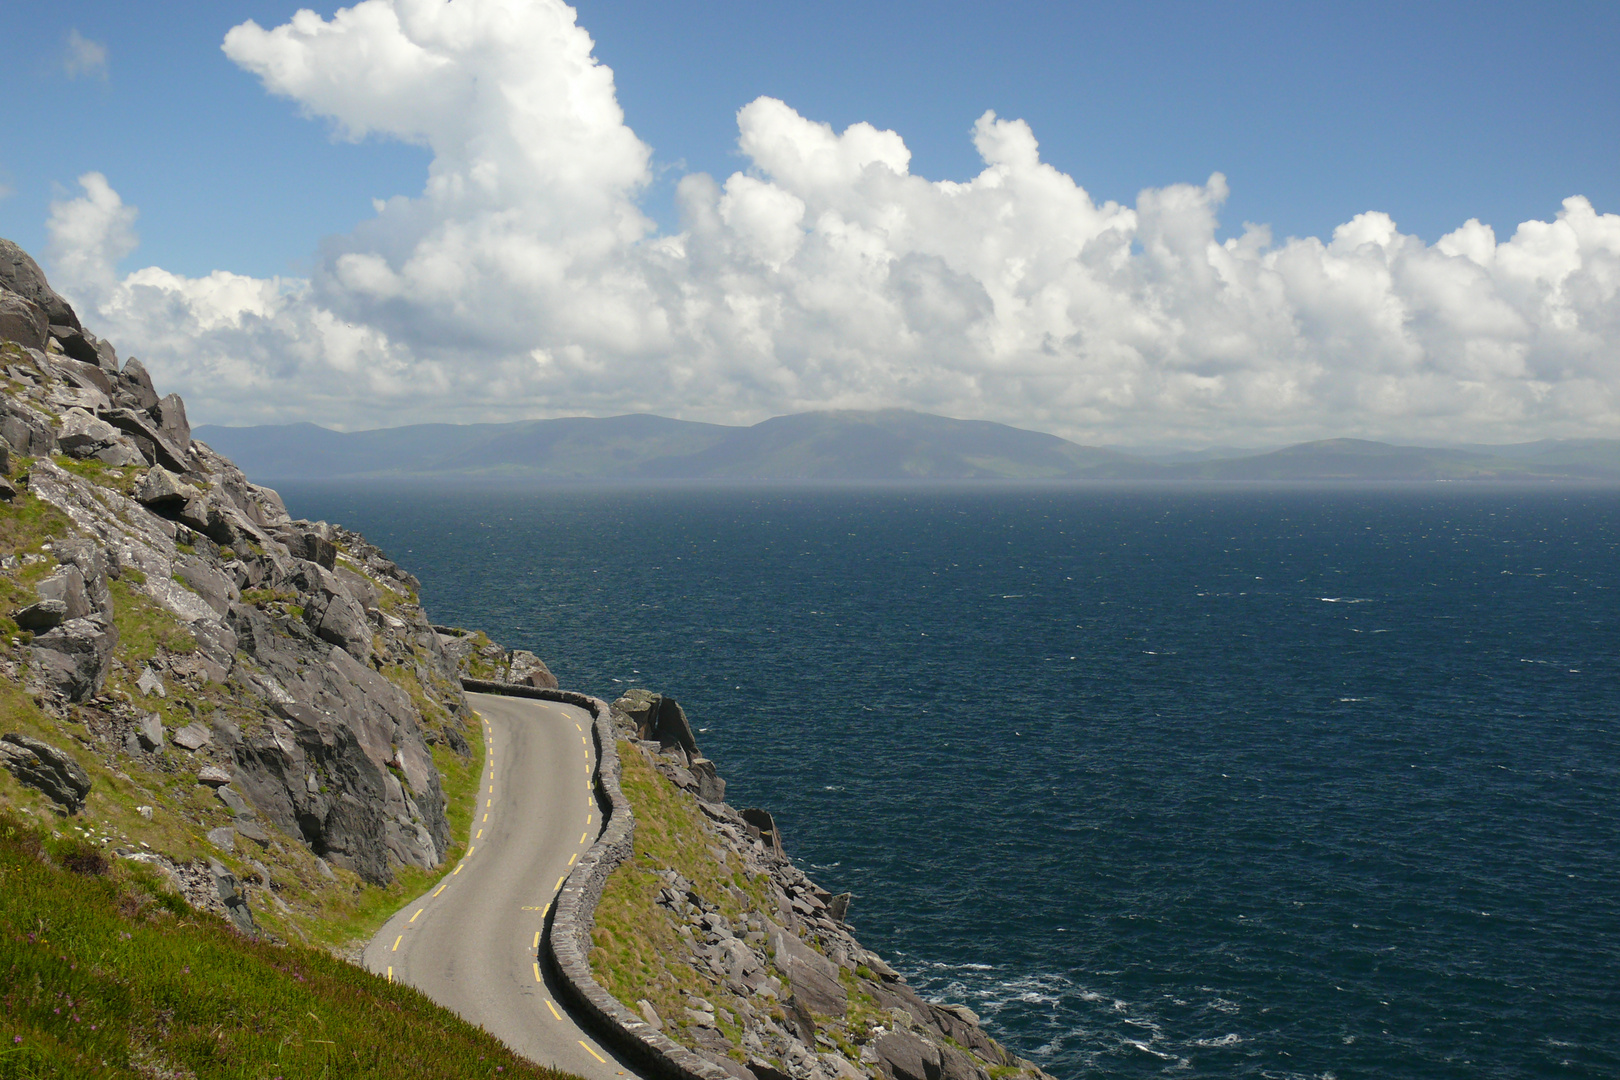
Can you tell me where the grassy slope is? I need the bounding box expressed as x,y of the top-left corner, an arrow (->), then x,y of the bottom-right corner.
589,742 -> 779,1058
0,811 -> 574,1080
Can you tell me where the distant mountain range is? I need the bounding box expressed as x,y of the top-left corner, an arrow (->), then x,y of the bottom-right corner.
194,410 -> 1620,484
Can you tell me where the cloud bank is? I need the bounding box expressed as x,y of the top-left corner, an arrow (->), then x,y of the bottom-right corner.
45,0 -> 1620,444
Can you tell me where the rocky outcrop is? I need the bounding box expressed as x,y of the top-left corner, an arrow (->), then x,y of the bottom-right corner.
522,679 -> 1052,1080
1,239 -> 476,926
0,733 -> 93,812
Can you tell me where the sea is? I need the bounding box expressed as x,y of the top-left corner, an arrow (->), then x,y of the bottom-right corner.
275,481 -> 1619,1079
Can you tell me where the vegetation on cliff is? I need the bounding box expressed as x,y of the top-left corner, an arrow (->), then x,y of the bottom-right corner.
0,809 -> 570,1080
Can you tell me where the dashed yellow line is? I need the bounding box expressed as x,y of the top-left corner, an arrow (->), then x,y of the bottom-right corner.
434,882 -> 448,897
409,909 -> 423,923
453,864 -> 463,876
476,828 -> 483,839
386,965 -> 392,982
483,813 -> 489,822
467,846 -> 476,857
392,935 -> 402,952
533,931 -> 541,948
555,875 -> 566,891
533,961 -> 542,982
578,1041 -> 606,1063
567,853 -> 577,866
579,831 -> 588,845
545,999 -> 562,1021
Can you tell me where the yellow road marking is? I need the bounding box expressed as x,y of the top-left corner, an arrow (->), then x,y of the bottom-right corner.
555,875 -> 566,891
467,845 -> 476,856
386,965 -> 392,982
578,1041 -> 606,1063
392,935 -> 402,952
582,736 -> 588,746
533,961 -> 542,982
434,882 -> 448,897
410,909 -> 422,923
489,785 -> 494,793
580,831 -> 588,845
453,864 -> 463,875
546,999 -> 562,1021
476,829 -> 483,839
483,813 -> 489,822
575,723 -> 582,731
587,814 -> 592,824
567,853 -> 577,866
486,799 -> 492,808
533,931 -> 541,948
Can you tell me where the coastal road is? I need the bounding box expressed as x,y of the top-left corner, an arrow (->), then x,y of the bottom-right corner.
363,693 -> 636,1080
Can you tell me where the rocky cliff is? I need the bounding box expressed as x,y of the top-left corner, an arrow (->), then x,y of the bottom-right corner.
0,238 -> 480,936
585,689 -> 1055,1080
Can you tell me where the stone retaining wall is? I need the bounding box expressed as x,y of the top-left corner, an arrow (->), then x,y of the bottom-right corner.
462,679 -> 734,1080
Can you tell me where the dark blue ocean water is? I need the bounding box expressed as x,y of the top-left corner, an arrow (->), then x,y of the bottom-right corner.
277,483 -> 1620,1079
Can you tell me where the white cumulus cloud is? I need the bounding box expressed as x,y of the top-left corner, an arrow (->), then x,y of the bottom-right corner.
42,0 -> 1620,444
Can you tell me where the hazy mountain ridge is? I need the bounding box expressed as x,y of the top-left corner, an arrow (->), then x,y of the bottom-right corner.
195,413 -> 1620,483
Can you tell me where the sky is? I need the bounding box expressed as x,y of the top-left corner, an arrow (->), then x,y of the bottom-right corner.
0,0 -> 1617,447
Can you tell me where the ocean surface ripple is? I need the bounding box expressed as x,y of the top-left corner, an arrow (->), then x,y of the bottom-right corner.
278,483 -> 1620,1079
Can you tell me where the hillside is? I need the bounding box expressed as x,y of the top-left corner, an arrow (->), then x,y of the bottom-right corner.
197,417 -> 1620,484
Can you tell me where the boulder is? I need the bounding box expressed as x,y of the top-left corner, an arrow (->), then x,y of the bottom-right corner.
0,733 -> 93,812
56,408 -> 119,456
0,288 -> 47,350
29,613 -> 118,701
741,807 -> 787,860
101,407 -> 189,472
136,713 -> 164,750
48,354 -> 112,396
35,564 -> 92,621
0,238 -> 80,330
197,765 -> 232,786
690,756 -> 726,804
132,467 -> 199,512
506,649 -> 558,689
275,527 -> 337,570
173,722 -> 212,751
0,397 -> 55,456
114,358 -> 160,412
13,598 -> 68,631
769,922 -> 848,1018
48,325 -> 101,367
53,539 -> 111,613
207,857 -> 256,934
937,1045 -> 990,1080
137,666 -> 166,698
294,562 -> 371,659
873,1031 -> 943,1080
151,392 -> 190,449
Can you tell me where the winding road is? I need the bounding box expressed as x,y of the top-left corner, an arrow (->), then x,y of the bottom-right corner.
363,692 -> 637,1080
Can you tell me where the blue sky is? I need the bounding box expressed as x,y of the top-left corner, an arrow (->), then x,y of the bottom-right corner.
1,1 -> 1617,443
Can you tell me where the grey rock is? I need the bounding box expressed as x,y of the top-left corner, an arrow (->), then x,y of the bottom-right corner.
197,765 -> 232,786
637,998 -> 664,1030
173,722 -> 213,751
0,287 -> 48,350
294,562 -> 372,659
769,922 -> 848,1018
47,355 -> 113,397
829,893 -> 852,924
136,713 -> 164,750
114,358 -> 160,412
35,565 -> 91,621
136,666 -> 166,698
29,613 -> 118,701
0,396 -> 55,456
132,467 -> 199,511
207,826 -> 236,852
742,807 -> 787,860
48,326 -> 102,367
690,756 -> 726,804
0,238 -> 80,329
173,555 -> 239,618
55,408 -> 124,458
14,598 -> 68,630
215,784 -> 256,818
874,1031 -> 943,1080
151,393 -> 190,451
507,649 -> 559,689
0,733 -> 93,812
53,540 -> 110,614
101,407 -> 188,472
207,857 -> 256,934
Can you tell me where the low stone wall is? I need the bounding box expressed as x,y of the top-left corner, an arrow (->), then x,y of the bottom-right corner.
461,679 -> 734,1080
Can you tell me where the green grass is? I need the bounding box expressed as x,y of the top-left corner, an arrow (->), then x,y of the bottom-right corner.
0,810 -> 579,1080
590,742 -> 781,1055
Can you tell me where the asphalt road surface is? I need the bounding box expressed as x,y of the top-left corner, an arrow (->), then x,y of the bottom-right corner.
364,692 -> 636,1080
